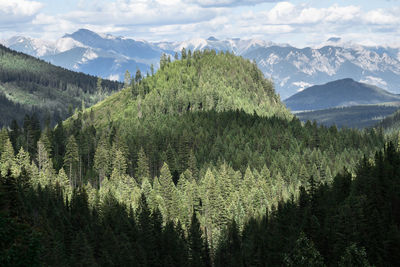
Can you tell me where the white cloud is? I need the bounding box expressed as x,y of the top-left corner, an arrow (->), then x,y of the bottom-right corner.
0,0 -> 42,25
188,0 -> 279,7
63,0 -> 220,26
2,0 -> 400,48
257,2 -> 361,25
363,9 -> 400,24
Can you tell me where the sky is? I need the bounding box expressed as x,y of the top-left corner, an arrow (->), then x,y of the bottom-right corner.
1,0 -> 400,47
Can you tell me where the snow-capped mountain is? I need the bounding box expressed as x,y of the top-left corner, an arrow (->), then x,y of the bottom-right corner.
154,37 -> 278,55
244,45 -> 400,98
4,29 -> 400,98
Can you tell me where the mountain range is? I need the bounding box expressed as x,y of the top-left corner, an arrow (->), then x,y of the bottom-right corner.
3,29 -> 400,98
284,78 -> 400,111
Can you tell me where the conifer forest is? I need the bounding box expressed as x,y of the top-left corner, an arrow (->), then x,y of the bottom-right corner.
1,49 -> 400,266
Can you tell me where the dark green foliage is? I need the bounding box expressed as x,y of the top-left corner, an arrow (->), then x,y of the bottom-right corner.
214,142 -> 400,266
0,173 -> 193,266
215,220 -> 242,267
0,44 -> 121,127
296,104 -> 399,129
189,212 -> 210,267
284,232 -> 325,267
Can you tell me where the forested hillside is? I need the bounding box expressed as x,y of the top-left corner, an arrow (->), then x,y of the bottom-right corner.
296,104 -> 400,129
0,44 -> 122,127
81,49 -> 291,128
0,50 -> 397,266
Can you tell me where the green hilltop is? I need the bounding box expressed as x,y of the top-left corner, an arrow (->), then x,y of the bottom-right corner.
84,50 -> 291,128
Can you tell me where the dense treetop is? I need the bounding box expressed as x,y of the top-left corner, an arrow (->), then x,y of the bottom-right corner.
80,50 -> 291,128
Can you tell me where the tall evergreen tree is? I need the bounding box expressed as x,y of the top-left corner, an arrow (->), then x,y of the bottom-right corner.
64,135 -> 79,187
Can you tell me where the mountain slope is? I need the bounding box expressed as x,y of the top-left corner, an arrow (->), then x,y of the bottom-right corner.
80,50 -> 291,128
244,45 -> 400,98
0,44 -> 122,126
5,30 -> 400,99
295,104 -> 400,129
284,78 -> 400,111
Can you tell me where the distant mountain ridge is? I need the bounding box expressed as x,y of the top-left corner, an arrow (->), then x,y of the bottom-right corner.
284,78 -> 400,111
4,29 -> 400,98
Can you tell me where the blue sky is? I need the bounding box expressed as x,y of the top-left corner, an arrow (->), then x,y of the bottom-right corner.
1,0 -> 400,47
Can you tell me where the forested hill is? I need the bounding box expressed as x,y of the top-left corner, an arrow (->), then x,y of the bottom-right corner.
0,44 -> 122,127
81,50 -> 291,128
0,49 -> 396,266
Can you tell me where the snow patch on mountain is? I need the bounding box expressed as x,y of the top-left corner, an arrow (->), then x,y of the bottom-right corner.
360,76 -> 388,89
293,82 -> 313,92
55,37 -> 86,53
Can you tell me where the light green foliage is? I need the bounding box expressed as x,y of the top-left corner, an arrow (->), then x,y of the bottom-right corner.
13,147 -> 30,178
0,137 -> 15,177
157,162 -> 177,221
55,168 -> 72,198
124,70 -> 131,88
111,148 -> 127,181
37,140 -> 55,187
136,147 -> 150,184
94,136 -> 111,188
84,50 -> 291,128
0,128 -> 8,155
64,135 -> 79,187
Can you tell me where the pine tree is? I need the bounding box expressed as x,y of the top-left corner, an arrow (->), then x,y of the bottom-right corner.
188,149 -> 198,181
202,168 -> 220,250
13,147 -> 30,178
284,232 -> 324,267
96,77 -> 103,95
158,162 -> 177,221
0,128 -> 9,155
135,69 -> 142,84
1,137 -> 15,177
56,168 -> 71,198
37,140 -> 51,173
64,135 -> 79,187
189,211 -> 205,267
94,137 -> 111,188
124,70 -> 131,88
181,48 -> 187,60
338,243 -> 371,267
136,147 -> 150,184
110,148 -> 127,181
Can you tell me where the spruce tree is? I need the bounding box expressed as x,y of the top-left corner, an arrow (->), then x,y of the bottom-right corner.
64,135 -> 79,187
189,211 -> 205,267
136,147 -> 150,184
0,137 -> 15,177
94,137 -> 111,188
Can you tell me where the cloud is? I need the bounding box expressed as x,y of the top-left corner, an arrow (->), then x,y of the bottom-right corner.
363,8 -> 400,24
2,0 -> 400,48
188,0 -> 280,7
62,0 -> 221,26
256,2 -> 361,25
0,0 -> 42,25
